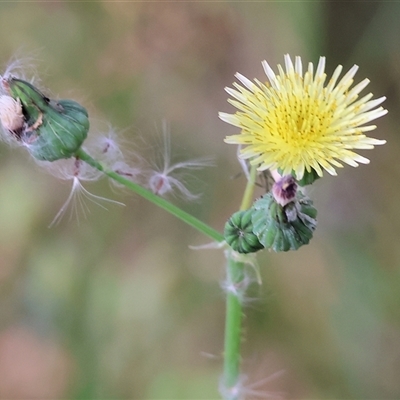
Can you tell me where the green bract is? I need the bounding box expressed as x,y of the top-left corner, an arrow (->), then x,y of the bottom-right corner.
224,209 -> 264,254
296,168 -> 321,186
6,77 -> 89,161
252,192 -> 317,252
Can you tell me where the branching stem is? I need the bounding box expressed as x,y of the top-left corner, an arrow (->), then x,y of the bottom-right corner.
78,148 -> 257,400
76,148 -> 223,243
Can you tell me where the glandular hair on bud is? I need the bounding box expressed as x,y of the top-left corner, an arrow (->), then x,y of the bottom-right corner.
0,95 -> 24,134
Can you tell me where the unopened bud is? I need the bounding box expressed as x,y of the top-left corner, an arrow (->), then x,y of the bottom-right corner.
252,191 -> 317,252
224,209 -> 264,254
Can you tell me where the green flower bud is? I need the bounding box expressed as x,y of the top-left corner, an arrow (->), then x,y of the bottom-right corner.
224,209 -> 264,254
251,192 -> 317,252
4,77 -> 89,161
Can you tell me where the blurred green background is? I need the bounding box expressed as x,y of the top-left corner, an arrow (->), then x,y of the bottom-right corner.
0,2 -> 398,399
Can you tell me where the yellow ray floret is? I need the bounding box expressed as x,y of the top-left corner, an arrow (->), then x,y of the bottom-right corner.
219,55 -> 387,179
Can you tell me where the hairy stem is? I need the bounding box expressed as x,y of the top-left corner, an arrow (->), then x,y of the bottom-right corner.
222,164 -> 257,399
79,148 -> 258,399
76,148 -> 223,243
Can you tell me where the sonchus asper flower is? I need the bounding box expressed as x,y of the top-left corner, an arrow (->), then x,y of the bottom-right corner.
219,55 -> 387,180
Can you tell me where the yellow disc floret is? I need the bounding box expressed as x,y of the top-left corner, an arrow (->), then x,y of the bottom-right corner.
219,55 -> 387,179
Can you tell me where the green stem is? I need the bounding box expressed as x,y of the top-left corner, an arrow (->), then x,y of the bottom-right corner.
76,148 -> 224,243
223,255 -> 245,397
222,165 -> 257,399
240,165 -> 257,211
79,147 -> 258,399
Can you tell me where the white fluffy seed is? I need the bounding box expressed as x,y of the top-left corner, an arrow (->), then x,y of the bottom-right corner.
0,95 -> 24,132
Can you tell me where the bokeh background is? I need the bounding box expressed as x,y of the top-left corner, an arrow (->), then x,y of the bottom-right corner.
0,2 -> 398,399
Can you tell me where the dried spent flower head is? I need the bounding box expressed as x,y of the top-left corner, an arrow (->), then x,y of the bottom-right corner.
41,156 -> 124,227
220,54 -> 387,180
48,176 -> 124,228
0,51 -> 40,85
271,175 -> 297,206
0,95 -> 24,133
87,128 -> 125,165
146,157 -> 213,200
39,155 -> 102,182
144,121 -> 214,200
0,76 -> 89,162
110,160 -> 142,189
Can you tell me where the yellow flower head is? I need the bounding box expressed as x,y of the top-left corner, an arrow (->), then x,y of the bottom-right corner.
219,55 -> 387,179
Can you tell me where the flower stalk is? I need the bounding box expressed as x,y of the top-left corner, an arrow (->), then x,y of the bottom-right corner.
79,146 -> 257,399
223,255 -> 245,399
222,164 -> 257,399
75,148 -> 224,243
77,149 -> 258,399
80,144 -> 256,399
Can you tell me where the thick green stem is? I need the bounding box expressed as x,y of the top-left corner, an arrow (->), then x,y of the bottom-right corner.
222,165 -> 257,399
76,148 -> 224,243
79,148 -> 258,399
